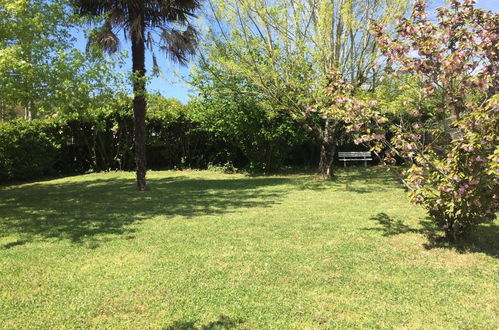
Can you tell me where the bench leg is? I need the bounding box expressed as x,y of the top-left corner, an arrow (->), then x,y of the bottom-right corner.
364,159 -> 367,167
344,161 -> 346,168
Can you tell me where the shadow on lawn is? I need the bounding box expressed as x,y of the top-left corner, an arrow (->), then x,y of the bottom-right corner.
164,315 -> 244,330
369,213 -> 420,236
369,212 -> 499,258
293,166 -> 400,193
333,167 -> 402,194
0,175 -> 289,246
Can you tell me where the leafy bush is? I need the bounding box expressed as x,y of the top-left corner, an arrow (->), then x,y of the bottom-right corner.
363,0 -> 499,239
1,92 -> 347,184
207,161 -> 237,174
190,94 -> 311,173
0,120 -> 59,182
0,95 -> 262,183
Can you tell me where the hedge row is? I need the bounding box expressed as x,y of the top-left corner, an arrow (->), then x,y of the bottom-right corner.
0,111 -> 321,184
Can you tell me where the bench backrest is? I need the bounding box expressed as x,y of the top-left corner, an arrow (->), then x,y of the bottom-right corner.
338,151 -> 371,158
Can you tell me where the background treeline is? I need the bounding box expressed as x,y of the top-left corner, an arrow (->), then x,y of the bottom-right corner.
0,94 -> 327,184
1,0 -> 396,184
0,92 -> 380,184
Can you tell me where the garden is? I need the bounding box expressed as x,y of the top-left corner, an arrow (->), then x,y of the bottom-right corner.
0,0 -> 497,328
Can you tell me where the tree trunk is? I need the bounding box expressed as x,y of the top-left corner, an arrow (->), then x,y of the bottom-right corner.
24,104 -> 32,121
131,12 -> 147,191
318,119 -> 338,179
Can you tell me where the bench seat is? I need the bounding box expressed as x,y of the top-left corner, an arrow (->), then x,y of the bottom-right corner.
338,151 -> 372,167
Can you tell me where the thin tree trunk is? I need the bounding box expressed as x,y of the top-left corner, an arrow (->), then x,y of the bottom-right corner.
24,106 -> 32,121
318,141 -> 336,179
131,12 -> 148,191
318,119 -> 338,179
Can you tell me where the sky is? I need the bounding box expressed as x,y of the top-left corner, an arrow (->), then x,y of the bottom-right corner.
73,0 -> 499,104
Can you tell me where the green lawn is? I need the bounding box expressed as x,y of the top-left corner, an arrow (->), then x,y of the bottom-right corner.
0,168 -> 498,329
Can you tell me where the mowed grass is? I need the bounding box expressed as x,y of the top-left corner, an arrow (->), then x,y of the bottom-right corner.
0,168 -> 498,329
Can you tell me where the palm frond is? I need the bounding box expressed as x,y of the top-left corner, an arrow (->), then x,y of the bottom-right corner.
160,25 -> 198,65
86,21 -> 120,54
152,53 -> 160,75
75,0 -> 202,63
146,0 -> 202,28
73,0 -> 114,17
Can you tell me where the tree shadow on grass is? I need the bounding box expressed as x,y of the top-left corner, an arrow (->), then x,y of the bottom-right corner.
367,212 -> 499,258
368,212 -> 420,236
289,166 -> 400,193
333,167 -> 402,194
164,315 -> 244,330
419,218 -> 499,258
0,175 -> 290,247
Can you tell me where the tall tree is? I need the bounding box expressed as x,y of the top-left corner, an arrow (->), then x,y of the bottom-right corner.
0,0 -> 125,120
0,0 -> 72,118
345,0 -> 498,238
197,0 -> 407,178
74,0 -> 201,190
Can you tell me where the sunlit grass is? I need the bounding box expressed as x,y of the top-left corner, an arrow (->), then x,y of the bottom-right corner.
0,167 -> 497,328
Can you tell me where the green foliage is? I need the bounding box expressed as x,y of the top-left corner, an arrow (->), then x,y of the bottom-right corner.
407,98 -> 499,238
197,0 -> 409,177
207,161 -> 237,174
367,0 -> 499,238
146,93 -> 185,122
0,0 -> 123,118
0,92 -> 324,183
0,119 -> 59,182
1,94 -> 307,183
190,68 -> 310,172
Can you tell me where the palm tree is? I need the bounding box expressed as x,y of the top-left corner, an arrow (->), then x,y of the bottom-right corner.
74,0 -> 201,190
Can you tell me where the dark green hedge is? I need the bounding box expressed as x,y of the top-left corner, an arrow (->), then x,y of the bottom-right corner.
0,120 -> 59,182
0,109 -> 318,184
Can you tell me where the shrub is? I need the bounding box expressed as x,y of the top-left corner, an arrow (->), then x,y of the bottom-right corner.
361,0 -> 499,239
0,120 -> 59,182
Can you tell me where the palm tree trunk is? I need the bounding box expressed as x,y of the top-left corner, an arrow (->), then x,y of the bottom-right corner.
131,13 -> 147,191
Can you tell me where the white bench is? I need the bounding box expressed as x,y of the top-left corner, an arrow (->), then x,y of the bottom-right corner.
338,151 -> 372,167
